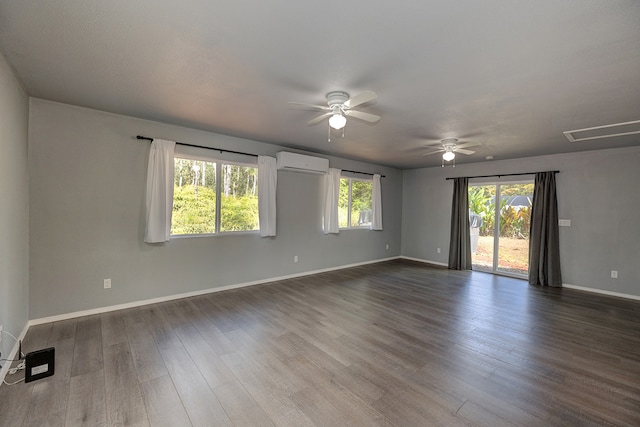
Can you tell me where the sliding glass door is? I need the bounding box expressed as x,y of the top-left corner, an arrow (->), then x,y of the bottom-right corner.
469,181 -> 533,277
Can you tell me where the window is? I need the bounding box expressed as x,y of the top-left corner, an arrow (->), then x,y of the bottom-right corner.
339,177 -> 373,229
171,157 -> 258,236
220,163 -> 259,232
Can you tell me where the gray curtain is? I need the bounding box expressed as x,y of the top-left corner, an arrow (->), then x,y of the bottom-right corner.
529,172 -> 562,286
448,177 -> 472,270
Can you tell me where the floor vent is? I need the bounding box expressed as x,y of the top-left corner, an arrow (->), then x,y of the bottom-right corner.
563,119 -> 640,142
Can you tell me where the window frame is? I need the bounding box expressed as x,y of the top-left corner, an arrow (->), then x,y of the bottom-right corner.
171,154 -> 259,238
339,175 -> 373,230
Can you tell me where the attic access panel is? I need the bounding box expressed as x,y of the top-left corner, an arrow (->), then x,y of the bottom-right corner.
563,120 -> 640,142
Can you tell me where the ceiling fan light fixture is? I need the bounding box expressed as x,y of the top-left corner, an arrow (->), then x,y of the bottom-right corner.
329,113 -> 347,130
442,150 -> 455,161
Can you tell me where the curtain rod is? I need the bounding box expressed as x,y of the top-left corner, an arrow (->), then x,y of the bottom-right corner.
445,170 -> 559,180
136,135 -> 258,158
342,169 -> 386,178
138,135 -> 385,178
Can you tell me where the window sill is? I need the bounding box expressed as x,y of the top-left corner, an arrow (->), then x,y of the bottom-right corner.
170,230 -> 260,239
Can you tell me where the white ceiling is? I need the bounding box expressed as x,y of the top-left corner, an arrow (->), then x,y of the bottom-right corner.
1,0 -> 639,168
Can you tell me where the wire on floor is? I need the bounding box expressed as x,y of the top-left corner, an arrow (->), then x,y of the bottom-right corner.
3,360 -> 26,385
1,329 -> 26,385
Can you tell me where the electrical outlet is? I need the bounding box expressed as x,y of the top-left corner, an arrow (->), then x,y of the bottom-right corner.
104,278 -> 111,289
437,248 -> 441,254
611,270 -> 618,279
294,256 -> 298,263
386,244 -> 389,250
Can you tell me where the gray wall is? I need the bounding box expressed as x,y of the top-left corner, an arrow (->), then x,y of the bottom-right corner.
402,146 -> 640,298
23,97 -> 640,320
0,51 -> 29,353
28,99 -> 403,319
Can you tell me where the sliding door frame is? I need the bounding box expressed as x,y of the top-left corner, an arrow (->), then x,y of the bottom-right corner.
470,179 -> 533,279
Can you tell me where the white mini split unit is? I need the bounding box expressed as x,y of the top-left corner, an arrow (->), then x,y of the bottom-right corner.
276,152 -> 329,174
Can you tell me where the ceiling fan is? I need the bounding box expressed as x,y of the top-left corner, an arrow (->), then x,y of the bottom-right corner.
288,90 -> 380,131
423,138 -> 480,165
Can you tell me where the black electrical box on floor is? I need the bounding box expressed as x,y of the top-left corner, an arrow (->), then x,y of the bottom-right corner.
24,347 -> 55,383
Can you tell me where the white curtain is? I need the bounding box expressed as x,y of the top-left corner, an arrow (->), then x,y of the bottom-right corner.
323,168 -> 341,234
144,139 -> 176,243
258,156 -> 277,237
371,173 -> 383,230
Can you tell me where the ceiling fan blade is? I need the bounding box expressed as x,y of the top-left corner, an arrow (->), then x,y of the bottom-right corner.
422,149 -> 445,157
423,141 -> 444,146
455,141 -> 481,149
307,112 -> 332,125
288,102 -> 328,111
344,90 -> 377,109
455,148 -> 476,155
345,110 -> 380,123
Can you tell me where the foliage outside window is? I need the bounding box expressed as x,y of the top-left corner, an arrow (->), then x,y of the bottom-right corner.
339,177 -> 373,228
171,157 -> 258,236
468,183 -> 533,239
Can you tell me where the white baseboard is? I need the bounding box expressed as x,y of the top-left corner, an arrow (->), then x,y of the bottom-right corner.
399,256 -> 448,267
562,283 -> 640,301
0,322 -> 30,387
29,256 -> 402,326
16,257 -> 638,387
403,257 -> 640,301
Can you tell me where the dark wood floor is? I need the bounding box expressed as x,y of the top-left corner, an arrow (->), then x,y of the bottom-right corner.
1,259 -> 639,426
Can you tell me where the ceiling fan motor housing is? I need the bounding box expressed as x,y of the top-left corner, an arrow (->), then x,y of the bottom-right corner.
326,91 -> 350,107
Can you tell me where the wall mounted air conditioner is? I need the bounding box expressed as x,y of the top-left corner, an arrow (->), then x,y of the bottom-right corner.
276,152 -> 329,174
